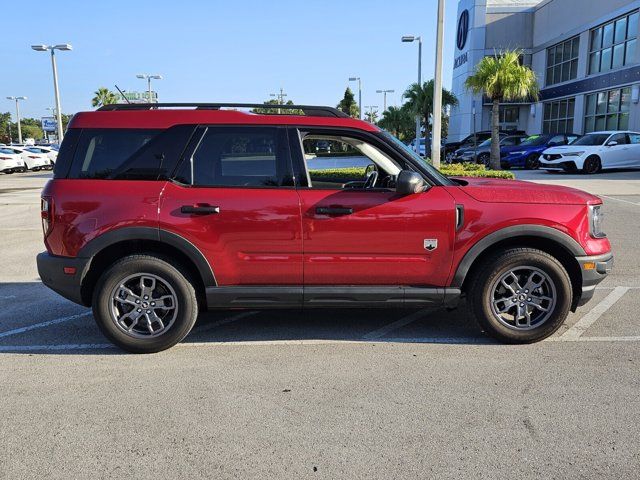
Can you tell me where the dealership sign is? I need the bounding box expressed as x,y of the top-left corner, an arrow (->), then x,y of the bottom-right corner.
114,91 -> 158,103
454,9 -> 470,69
41,117 -> 57,132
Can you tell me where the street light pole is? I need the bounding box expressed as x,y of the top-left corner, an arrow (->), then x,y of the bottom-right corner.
6,96 -> 27,144
401,35 -> 422,153
364,105 -> 378,123
375,89 -> 395,112
136,74 -> 163,103
31,44 -> 71,142
431,0 -> 446,168
348,77 -> 362,119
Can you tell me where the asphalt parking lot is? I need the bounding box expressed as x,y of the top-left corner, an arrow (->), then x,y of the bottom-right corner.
1,169 -> 639,479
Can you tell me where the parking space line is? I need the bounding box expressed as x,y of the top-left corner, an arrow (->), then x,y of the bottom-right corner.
559,286 -> 629,341
0,311 -> 91,339
0,343 -> 114,352
362,309 -> 430,340
601,195 -> 640,206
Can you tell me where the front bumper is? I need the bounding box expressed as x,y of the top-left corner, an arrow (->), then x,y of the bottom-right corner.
540,160 -> 578,172
37,252 -> 91,306
575,252 -> 613,307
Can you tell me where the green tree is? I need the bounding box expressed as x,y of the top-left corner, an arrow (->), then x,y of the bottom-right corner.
364,108 -> 379,124
337,87 -> 360,118
91,87 -> 118,108
465,49 -> 539,169
378,106 -> 414,140
403,79 -> 458,141
252,99 -> 304,115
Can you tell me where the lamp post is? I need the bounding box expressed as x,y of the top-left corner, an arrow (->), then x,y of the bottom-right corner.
136,74 -> 162,103
431,0 -> 446,168
375,89 -> 394,112
6,96 -> 27,144
401,35 -> 422,153
31,44 -> 71,142
269,88 -> 287,113
348,77 -> 362,119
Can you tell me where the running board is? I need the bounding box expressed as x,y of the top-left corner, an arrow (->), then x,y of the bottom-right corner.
205,286 -> 461,309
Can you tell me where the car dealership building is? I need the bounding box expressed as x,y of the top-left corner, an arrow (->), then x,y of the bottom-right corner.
449,0 -> 640,141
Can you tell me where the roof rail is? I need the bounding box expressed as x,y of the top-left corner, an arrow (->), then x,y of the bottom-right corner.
97,103 -> 350,118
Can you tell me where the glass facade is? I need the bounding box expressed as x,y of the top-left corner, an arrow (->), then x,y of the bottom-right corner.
589,10 -> 638,74
546,37 -> 580,86
584,87 -> 631,133
543,98 -> 575,134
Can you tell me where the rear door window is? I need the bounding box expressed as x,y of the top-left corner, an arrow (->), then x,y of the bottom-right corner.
176,127 -> 292,187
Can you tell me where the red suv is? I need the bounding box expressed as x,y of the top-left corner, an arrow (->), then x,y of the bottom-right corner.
37,103 -> 613,353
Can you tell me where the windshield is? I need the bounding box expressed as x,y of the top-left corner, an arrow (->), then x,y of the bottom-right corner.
572,133 -> 610,146
26,148 -> 43,153
477,138 -> 491,147
0,148 -> 15,155
380,130 -> 455,186
520,135 -> 550,147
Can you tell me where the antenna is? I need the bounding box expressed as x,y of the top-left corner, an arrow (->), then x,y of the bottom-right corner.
114,85 -> 131,104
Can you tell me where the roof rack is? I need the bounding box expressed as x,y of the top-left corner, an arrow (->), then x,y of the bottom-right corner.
97,103 -> 350,118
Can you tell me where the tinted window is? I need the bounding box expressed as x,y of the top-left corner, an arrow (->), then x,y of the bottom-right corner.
548,135 -> 566,145
186,127 -> 290,187
572,134 -> 610,146
53,129 -> 81,178
628,133 -> 640,144
68,129 -> 160,179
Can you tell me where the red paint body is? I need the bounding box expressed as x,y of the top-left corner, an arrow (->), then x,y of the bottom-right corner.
42,109 -> 610,290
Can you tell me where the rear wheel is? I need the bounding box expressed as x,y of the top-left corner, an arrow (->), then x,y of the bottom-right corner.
478,153 -> 490,166
582,155 -> 601,174
525,153 -> 541,170
467,248 -> 572,343
92,254 -> 198,353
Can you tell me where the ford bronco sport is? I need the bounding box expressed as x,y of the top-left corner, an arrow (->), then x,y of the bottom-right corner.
37,103 -> 613,353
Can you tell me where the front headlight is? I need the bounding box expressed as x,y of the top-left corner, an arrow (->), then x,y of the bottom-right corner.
589,205 -> 606,238
563,151 -> 585,157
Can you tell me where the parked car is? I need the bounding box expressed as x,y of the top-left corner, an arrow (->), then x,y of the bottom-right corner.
15,146 -> 53,171
37,102 -> 612,353
0,147 -> 26,174
409,137 -> 428,156
442,130 -> 526,163
500,134 -> 580,169
454,134 -> 529,165
541,131 -> 640,174
25,145 -> 57,164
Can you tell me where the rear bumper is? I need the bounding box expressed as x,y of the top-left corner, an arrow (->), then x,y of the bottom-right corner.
575,252 -> 613,307
37,252 -> 91,306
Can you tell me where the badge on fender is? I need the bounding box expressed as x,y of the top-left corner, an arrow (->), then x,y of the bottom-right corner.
424,239 -> 438,251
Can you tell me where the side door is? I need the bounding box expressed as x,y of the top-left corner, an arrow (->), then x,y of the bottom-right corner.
603,133 -> 630,167
627,133 -> 640,167
291,128 -> 456,289
159,126 -> 303,288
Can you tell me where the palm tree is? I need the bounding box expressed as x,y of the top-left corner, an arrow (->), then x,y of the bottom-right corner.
403,79 -> 458,139
91,88 -> 118,108
378,106 -> 413,139
465,49 -> 539,169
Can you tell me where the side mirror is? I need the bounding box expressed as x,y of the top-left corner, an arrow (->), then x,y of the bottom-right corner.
607,141 -> 618,147
396,170 -> 426,195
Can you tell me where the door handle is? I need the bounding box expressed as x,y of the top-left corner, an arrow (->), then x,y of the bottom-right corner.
181,204 -> 220,215
315,206 -> 353,216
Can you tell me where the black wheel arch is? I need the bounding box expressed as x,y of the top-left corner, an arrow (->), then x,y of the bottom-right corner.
452,225 -> 586,311
77,227 -> 216,306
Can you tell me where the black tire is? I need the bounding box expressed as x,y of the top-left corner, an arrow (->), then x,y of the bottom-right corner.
525,153 -> 541,170
582,155 -> 601,174
478,153 -> 490,166
92,254 -> 198,353
500,162 -> 511,170
466,248 -> 572,343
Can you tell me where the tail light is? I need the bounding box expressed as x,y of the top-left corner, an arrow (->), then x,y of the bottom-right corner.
41,196 -> 53,237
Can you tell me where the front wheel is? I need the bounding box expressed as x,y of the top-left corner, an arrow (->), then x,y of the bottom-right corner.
478,153 -> 490,167
582,156 -> 601,174
525,153 -> 541,170
92,254 -> 199,353
467,248 -> 572,343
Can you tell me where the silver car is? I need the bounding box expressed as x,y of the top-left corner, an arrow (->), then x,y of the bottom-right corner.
455,134 -> 528,165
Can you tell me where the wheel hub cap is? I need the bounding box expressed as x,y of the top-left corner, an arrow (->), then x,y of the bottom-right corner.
109,273 -> 179,339
489,266 -> 557,331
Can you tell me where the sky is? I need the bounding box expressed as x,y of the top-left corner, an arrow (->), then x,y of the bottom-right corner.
0,0 -> 459,120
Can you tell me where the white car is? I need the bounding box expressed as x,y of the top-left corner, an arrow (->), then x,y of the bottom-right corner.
0,147 -> 26,174
541,131 -> 640,174
27,146 -> 58,164
12,146 -> 52,171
